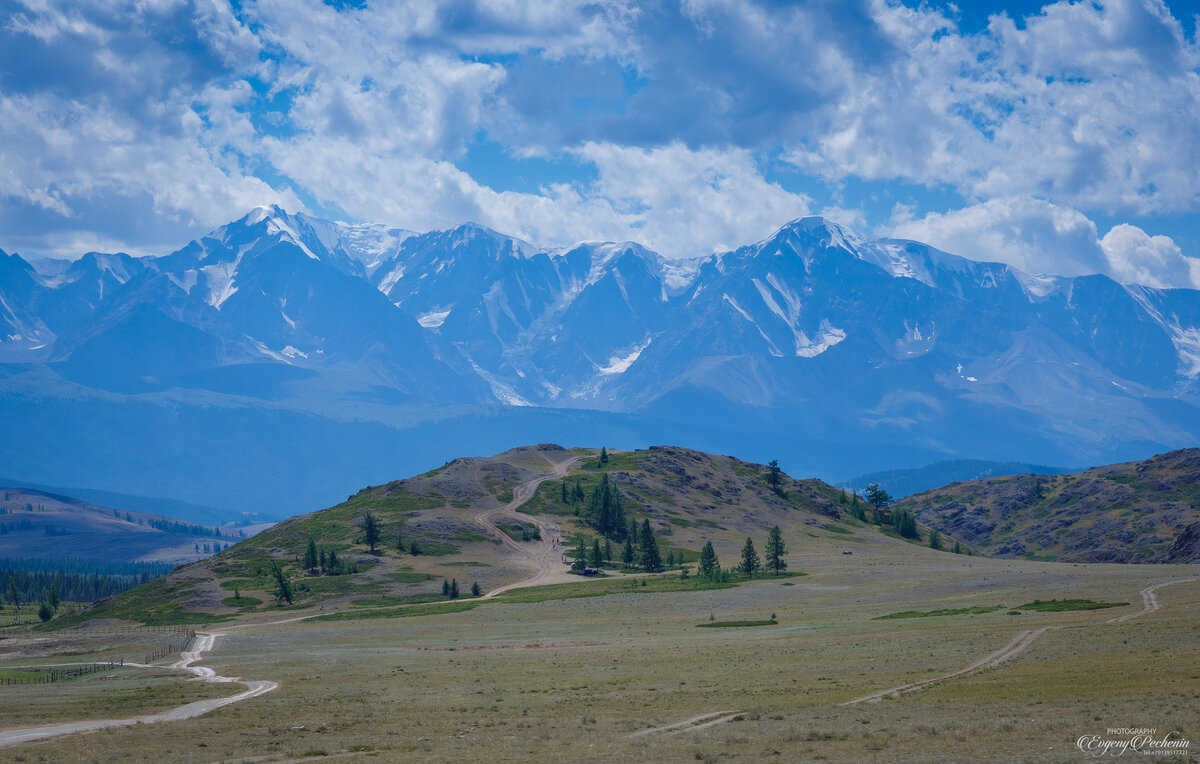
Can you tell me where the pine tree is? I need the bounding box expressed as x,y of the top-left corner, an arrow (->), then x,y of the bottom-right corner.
450,579 -> 459,599
639,519 -> 663,572
591,539 -> 603,567
865,484 -> 892,524
767,459 -> 782,494
38,601 -> 53,622
604,538 -> 613,563
471,581 -> 482,597
953,540 -> 962,554
622,536 -> 634,566
928,528 -> 943,550
765,525 -> 787,575
327,547 -> 340,573
573,480 -> 585,502
409,540 -> 421,556
561,480 -> 569,502
270,562 -> 293,605
442,578 -> 450,596
600,446 -> 609,465
304,537 -> 319,571
47,583 -> 59,611
396,527 -> 405,552
740,537 -> 761,578
360,512 -> 381,553
575,536 -> 587,567
6,573 -> 19,608
698,541 -> 719,580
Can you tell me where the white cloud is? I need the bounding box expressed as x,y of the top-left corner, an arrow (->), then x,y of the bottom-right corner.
890,195 -> 1200,289
1100,224 -> 1200,290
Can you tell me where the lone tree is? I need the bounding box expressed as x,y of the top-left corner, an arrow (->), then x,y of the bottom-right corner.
360,511 -> 381,553
599,446 -> 609,465
864,483 -> 892,524
698,540 -> 720,580
639,519 -> 663,572
928,528 -> 943,550
304,537 -> 319,571
270,562 -> 294,605
767,460 -> 783,494
471,581 -> 482,597
740,537 -> 761,578
953,540 -> 962,554
765,525 -> 787,575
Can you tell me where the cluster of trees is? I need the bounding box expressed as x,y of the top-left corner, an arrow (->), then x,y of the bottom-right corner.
1,559 -> 169,605
193,542 -> 228,554
847,484 -> 965,552
573,517 -> 664,573
440,578 -> 482,598
302,537 -> 354,576
697,526 -> 788,581
146,518 -> 232,539
562,473 -> 628,540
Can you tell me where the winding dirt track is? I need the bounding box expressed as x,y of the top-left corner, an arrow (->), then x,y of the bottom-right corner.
0,455 -> 580,748
476,454 -> 579,598
0,631 -> 277,748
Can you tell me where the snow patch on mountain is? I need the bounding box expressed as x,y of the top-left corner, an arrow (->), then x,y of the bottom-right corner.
795,321 -> 846,358
597,337 -> 652,375
417,308 -> 452,329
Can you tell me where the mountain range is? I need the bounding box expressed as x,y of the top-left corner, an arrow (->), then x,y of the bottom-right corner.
4,205 -> 1200,516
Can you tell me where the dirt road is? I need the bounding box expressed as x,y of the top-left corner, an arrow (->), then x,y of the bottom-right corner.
0,631 -> 277,747
477,454 -> 580,598
842,577 -> 1198,706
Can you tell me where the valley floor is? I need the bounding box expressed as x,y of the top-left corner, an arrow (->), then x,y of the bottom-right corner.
1,545 -> 1198,762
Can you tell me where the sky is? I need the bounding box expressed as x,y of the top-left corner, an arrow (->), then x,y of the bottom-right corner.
2,0 -> 1200,288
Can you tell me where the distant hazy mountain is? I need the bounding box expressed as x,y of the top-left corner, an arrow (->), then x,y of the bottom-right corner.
844,460 -> 1076,499
4,205 -> 1200,515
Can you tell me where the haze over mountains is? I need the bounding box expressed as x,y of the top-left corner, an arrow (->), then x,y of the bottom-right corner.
4,205 -> 1200,516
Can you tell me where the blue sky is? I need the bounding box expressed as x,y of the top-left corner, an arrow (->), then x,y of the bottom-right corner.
3,0 -> 1200,287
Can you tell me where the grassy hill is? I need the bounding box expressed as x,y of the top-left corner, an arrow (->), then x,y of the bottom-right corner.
894,448 -> 1200,563
0,487 -> 247,564
843,459 -> 1074,499
47,444 -> 953,626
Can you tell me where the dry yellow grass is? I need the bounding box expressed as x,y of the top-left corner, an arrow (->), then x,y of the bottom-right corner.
2,540 -> 1197,762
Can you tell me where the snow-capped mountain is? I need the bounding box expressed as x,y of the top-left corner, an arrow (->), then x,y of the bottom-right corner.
5,204 -> 1200,512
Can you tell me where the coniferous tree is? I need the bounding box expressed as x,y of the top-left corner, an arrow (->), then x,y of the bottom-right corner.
575,536 -> 587,567
765,525 -> 787,575
639,520 -> 663,572
47,583 -> 59,611
953,540 -> 962,554
442,578 -> 450,596
327,547 -> 340,573
622,536 -> 634,566
928,528 -> 943,550
270,562 -> 294,605
573,480 -> 585,503
561,480 -> 569,503
599,446 -> 609,464
665,550 -> 675,567
891,509 -> 918,539
409,540 -> 421,555
591,539 -> 603,567
471,581 -> 482,597
698,541 -> 719,580
767,459 -> 782,494
865,484 -> 892,525
304,537 -> 319,571
38,601 -> 52,622
6,574 -> 18,610
604,538 -> 613,563
360,512 -> 381,553
450,579 -> 459,599
740,537 -> 761,578
396,527 -> 405,552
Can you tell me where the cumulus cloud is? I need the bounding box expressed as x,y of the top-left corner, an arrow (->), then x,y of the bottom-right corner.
890,196 -> 1200,289
3,0 -> 1200,287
